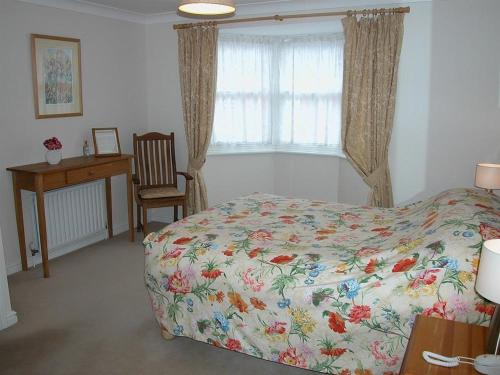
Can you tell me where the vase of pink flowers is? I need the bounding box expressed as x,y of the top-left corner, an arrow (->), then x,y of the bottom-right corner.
43,137 -> 63,165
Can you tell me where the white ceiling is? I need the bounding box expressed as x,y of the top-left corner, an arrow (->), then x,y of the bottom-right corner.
19,0 -> 425,24
79,0 -> 293,15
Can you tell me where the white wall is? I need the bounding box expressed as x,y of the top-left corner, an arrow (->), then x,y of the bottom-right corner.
0,0 -> 148,273
338,158 -> 370,205
204,153 -> 340,206
390,1 -> 432,203
424,0 -> 500,196
205,154 -> 275,205
273,154 -> 340,202
145,22 -> 187,221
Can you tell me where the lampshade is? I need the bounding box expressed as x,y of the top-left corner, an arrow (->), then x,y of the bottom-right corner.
475,163 -> 500,190
178,0 -> 236,15
476,239 -> 500,304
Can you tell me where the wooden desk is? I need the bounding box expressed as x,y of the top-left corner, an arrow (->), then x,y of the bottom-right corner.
7,155 -> 135,278
400,315 -> 488,374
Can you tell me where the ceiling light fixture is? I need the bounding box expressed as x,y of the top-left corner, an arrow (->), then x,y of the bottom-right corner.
178,0 -> 236,16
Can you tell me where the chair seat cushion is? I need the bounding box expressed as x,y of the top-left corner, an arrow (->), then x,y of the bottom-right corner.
139,187 -> 185,199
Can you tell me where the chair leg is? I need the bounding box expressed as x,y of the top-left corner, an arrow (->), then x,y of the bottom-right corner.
174,206 -> 178,222
142,206 -> 148,238
182,202 -> 188,219
136,204 -> 142,232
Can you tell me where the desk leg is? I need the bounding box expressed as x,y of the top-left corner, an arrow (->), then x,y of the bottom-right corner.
105,177 -> 113,239
12,173 -> 28,271
127,163 -> 134,242
35,175 -> 50,278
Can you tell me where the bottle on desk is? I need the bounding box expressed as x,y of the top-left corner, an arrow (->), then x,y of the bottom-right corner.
83,140 -> 90,157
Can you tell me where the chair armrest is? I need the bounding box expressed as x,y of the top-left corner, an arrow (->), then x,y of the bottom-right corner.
177,171 -> 194,181
132,174 -> 140,185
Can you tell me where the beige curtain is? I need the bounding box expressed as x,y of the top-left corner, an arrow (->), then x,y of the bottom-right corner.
341,14 -> 404,208
178,25 -> 219,215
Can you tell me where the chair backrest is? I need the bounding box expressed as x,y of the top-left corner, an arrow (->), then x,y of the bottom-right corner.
133,132 -> 177,188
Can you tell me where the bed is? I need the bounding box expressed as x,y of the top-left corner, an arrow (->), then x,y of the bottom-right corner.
144,188 -> 500,374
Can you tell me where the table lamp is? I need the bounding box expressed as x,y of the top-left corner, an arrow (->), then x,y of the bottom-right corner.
475,164 -> 500,193
476,239 -> 500,355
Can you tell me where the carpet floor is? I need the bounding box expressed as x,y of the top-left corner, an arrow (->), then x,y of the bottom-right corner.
0,224 -> 310,375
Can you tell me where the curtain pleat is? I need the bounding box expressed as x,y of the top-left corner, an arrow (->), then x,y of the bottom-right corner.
178,25 -> 219,215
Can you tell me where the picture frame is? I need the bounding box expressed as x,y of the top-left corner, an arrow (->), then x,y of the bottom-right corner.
31,34 -> 83,119
92,128 -> 122,157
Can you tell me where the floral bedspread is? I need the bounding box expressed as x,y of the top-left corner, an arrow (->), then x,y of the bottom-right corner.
144,188 -> 500,374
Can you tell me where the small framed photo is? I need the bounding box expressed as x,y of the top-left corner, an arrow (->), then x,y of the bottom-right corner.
92,128 -> 121,157
31,34 -> 83,119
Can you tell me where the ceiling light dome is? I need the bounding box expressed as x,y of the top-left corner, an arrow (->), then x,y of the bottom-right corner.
179,0 -> 236,16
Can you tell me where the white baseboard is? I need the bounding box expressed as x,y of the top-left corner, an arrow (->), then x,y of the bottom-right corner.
0,310 -> 18,330
6,220 -> 129,276
6,263 -> 22,276
112,221 -> 130,236
3,310 -> 18,329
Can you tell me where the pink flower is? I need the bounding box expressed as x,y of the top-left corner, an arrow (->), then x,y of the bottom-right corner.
356,247 -> 381,257
278,348 -> 307,368
225,338 -> 242,351
279,215 -> 296,224
265,321 -> 287,335
167,270 -> 191,294
261,201 -> 277,210
348,305 -> 371,324
452,296 -> 470,316
422,301 -> 456,320
160,248 -> 183,260
43,137 -> 63,150
249,229 -> 273,241
242,267 -> 264,292
149,297 -> 164,319
341,212 -> 361,222
479,223 -> 500,241
370,341 -> 400,367
297,343 -> 314,359
409,269 -> 440,289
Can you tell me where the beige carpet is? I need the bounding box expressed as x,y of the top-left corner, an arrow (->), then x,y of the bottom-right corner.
0,224 -> 310,375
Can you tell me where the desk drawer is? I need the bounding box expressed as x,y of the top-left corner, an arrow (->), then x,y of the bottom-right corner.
44,172 -> 66,190
66,160 -> 128,184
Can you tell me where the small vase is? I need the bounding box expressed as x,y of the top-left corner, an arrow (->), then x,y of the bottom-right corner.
46,150 -> 62,165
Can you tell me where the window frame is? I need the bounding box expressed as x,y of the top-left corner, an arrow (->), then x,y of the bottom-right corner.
209,32 -> 345,157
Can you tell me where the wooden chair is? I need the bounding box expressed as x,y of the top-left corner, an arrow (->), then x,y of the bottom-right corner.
132,132 -> 193,236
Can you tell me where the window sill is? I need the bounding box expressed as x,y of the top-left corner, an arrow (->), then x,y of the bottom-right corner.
207,148 -> 345,158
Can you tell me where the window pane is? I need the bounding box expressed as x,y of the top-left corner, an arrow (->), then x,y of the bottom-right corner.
211,32 -> 344,154
212,35 -> 273,145
278,35 -> 343,147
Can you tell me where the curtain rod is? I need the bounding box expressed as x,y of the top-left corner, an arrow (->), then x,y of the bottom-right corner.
172,6 -> 410,30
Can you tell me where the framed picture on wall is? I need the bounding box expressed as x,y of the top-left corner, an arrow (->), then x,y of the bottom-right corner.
31,34 -> 83,119
92,128 -> 121,157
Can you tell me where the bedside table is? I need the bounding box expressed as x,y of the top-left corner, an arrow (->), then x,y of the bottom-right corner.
400,315 -> 488,374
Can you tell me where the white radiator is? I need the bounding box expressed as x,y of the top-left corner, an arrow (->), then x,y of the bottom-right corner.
29,181 -> 108,266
